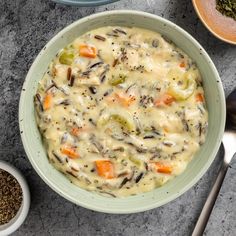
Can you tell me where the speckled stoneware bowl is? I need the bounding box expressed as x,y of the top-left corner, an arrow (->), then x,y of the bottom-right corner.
19,10 -> 226,214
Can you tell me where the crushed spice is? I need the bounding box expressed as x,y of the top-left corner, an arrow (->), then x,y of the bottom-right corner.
216,0 -> 236,20
0,169 -> 23,225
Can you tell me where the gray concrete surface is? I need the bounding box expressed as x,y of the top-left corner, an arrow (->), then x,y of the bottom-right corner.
1,0 -> 236,235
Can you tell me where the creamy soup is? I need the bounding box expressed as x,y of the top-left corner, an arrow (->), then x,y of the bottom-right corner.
34,27 -> 208,197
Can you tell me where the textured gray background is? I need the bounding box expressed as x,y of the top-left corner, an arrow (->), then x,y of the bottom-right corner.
1,0 -> 236,235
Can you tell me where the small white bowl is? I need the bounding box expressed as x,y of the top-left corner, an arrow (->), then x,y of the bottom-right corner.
0,161 -> 30,236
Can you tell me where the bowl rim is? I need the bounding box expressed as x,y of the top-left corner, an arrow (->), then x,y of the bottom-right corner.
52,0 -> 120,6
0,161 -> 30,234
192,0 -> 236,45
19,10 -> 226,214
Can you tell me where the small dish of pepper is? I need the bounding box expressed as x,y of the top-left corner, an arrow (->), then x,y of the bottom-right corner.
192,0 -> 236,45
0,161 -> 30,235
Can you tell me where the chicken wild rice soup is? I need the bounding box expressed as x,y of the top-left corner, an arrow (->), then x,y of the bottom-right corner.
34,27 -> 208,197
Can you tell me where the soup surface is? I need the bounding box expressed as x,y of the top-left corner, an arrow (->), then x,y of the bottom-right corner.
34,26 -> 208,197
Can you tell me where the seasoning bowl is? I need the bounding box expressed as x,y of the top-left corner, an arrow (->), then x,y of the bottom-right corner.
192,0 -> 236,45
0,161 -> 30,235
19,10 -> 225,214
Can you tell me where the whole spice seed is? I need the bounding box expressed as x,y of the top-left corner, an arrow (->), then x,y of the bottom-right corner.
216,0 -> 236,21
0,169 -> 23,225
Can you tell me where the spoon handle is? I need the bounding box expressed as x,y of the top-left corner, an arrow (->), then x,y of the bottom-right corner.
192,161 -> 228,236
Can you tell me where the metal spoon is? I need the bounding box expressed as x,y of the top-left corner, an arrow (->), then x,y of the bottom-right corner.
192,89 -> 236,236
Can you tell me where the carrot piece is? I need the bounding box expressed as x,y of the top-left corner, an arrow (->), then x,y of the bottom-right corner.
95,160 -> 114,179
196,93 -> 204,102
115,93 -> 136,107
155,162 -> 172,174
154,93 -> 175,107
43,93 -> 53,110
179,61 -> 185,68
79,44 -> 97,58
163,126 -> 169,133
71,127 -> 80,136
61,147 -> 80,159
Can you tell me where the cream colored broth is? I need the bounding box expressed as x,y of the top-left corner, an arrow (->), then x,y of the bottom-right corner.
34,27 -> 208,197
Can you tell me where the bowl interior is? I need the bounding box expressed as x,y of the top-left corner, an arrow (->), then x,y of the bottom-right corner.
19,11 -> 225,214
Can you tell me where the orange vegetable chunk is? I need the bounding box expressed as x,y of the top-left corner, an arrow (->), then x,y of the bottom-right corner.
179,61 -> 185,68
61,147 -> 80,159
95,160 -> 114,179
79,44 -> 97,58
43,93 -> 53,110
154,93 -> 175,107
71,127 -> 80,136
155,162 -> 172,174
196,93 -> 204,102
115,93 -> 135,107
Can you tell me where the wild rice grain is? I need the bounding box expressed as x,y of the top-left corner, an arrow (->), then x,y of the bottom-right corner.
94,35 -> 106,41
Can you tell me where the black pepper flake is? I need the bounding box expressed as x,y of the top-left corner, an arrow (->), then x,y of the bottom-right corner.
88,118 -> 96,126
0,169 -> 23,225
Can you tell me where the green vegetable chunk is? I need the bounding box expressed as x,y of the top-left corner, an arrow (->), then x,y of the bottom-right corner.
129,156 -> 143,167
98,113 -> 135,132
59,51 -> 74,65
109,74 -> 126,86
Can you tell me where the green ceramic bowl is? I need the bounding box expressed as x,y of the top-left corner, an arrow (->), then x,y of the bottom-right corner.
19,10 -> 226,214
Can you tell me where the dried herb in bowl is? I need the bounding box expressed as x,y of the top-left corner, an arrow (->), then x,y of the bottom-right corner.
0,169 -> 23,225
216,0 -> 236,21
